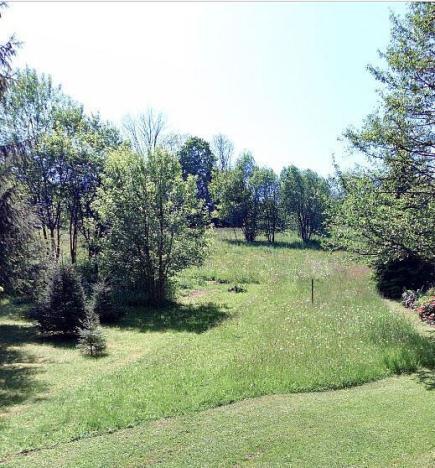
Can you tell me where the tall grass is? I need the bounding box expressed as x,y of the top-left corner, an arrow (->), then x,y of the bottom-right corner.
0,229 -> 433,458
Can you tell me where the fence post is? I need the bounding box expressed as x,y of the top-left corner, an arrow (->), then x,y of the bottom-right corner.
311,278 -> 314,304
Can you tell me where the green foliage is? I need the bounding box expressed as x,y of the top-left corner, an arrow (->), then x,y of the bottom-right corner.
0,68 -> 122,263
93,280 -> 119,324
77,307 -> 107,357
37,264 -> 86,335
330,4 -> 435,285
280,165 -> 330,242
0,2 -> 19,99
0,161 -> 42,295
178,136 -> 216,211
212,152 -> 261,242
374,255 -> 435,299
96,147 -> 209,305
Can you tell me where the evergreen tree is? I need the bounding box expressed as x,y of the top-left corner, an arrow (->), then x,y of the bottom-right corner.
77,308 -> 107,357
330,3 -> 435,292
37,265 -> 86,335
93,280 -> 119,324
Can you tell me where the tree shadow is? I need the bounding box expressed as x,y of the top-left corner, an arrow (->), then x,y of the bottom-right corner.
115,301 -> 231,334
414,329 -> 435,390
223,238 -> 322,250
416,368 -> 435,390
0,323 -> 47,410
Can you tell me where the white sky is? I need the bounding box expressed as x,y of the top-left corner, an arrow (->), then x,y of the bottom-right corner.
1,2 -> 406,175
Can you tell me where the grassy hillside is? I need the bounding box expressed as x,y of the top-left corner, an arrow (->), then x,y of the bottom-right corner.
5,376 -> 435,467
0,230 -> 433,460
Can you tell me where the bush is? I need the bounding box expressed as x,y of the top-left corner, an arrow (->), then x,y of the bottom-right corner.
77,308 -> 107,357
374,256 -> 435,299
416,296 -> 435,326
36,264 -> 86,336
93,280 -> 119,324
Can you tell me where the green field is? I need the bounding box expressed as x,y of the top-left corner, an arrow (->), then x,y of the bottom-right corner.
1,230 -> 434,465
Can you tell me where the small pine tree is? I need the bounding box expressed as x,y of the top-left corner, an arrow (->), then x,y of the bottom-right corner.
93,280 -> 119,323
37,264 -> 86,335
77,308 -> 107,357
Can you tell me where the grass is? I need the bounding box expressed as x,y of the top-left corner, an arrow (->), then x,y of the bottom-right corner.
5,375 -> 435,467
0,229 -> 434,462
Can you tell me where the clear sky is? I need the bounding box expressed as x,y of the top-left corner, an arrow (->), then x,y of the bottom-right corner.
1,1 -> 406,176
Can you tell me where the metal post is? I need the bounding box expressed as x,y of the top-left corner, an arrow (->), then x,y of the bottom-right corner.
311,278 -> 314,304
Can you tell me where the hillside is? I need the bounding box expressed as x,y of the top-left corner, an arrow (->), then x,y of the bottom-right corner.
1,230 -> 434,464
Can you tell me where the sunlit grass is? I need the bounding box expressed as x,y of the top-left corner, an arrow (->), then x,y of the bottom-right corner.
0,229 -> 433,459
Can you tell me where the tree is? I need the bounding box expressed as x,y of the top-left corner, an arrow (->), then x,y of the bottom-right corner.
0,2 -> 39,295
0,68 -> 72,257
330,3 -> 435,285
0,2 -> 19,99
0,159 -> 40,294
280,166 -> 329,243
77,308 -> 107,357
0,68 -> 122,262
256,168 -> 280,243
178,136 -> 216,211
212,152 -> 263,242
211,134 -> 234,171
37,264 -> 86,335
122,109 -> 166,156
96,148 -> 209,305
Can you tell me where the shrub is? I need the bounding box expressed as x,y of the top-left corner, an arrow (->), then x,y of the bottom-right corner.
36,264 -> 86,336
374,256 -> 435,299
77,308 -> 107,357
93,280 -> 119,324
416,296 -> 435,326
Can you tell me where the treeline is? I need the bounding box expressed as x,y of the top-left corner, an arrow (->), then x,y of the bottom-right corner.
0,69 -> 332,305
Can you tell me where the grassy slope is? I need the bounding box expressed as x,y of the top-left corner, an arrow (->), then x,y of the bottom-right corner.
0,230 -> 433,460
5,375 -> 435,467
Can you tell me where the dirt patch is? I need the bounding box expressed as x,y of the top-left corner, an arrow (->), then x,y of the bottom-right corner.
188,290 -> 207,299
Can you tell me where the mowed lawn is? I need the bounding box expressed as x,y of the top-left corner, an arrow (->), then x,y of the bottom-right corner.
0,229 -> 434,463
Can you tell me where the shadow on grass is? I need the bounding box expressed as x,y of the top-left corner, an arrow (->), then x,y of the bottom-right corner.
0,299 -> 77,411
223,238 -> 322,250
369,320 -> 435,378
116,301 -> 230,334
0,323 -> 47,410
416,369 -> 435,390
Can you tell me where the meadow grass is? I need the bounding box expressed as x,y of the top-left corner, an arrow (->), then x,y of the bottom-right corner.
0,229 -> 433,459
5,374 -> 435,467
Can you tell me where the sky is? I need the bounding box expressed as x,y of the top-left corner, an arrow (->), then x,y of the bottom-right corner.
1,1 -> 407,176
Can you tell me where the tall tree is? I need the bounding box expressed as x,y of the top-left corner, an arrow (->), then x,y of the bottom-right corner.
122,109 -> 166,156
280,166 -> 329,243
0,3 -> 39,295
0,68 -> 121,262
178,136 -> 216,211
331,3 -> 435,274
211,134 -> 234,171
96,148 -> 209,305
212,152 -> 263,242
0,2 -> 19,99
256,168 -> 280,243
0,68 -> 71,256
